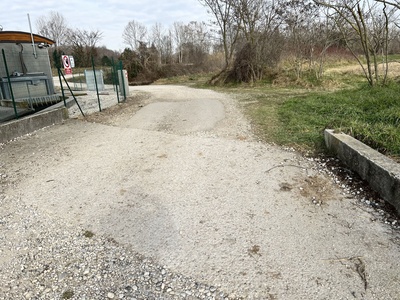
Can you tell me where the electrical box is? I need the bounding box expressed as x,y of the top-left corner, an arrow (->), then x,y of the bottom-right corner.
118,69 -> 129,97
84,70 -> 105,91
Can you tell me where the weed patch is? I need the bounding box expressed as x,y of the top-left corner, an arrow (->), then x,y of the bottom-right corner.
62,290 -> 74,299
83,230 -> 95,238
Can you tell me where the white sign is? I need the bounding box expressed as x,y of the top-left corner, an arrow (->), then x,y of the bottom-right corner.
69,56 -> 75,68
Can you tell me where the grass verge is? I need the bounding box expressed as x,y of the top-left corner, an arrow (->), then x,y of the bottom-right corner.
243,83 -> 400,160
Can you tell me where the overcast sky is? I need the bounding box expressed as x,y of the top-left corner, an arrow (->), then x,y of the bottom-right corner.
0,0 -> 210,51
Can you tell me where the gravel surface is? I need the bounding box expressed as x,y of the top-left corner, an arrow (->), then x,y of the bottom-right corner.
1,84 -> 399,299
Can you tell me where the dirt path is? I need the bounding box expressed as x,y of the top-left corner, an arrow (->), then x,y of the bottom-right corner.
1,85 -> 399,299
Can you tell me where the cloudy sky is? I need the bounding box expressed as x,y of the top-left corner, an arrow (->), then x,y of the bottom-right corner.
0,0 -> 210,51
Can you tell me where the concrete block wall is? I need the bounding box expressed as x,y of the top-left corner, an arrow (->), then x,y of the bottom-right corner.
325,129 -> 400,215
0,107 -> 68,143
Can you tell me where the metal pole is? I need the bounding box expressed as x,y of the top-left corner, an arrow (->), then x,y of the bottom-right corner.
59,69 -> 85,117
111,58 -> 116,93
57,68 -> 67,107
112,58 -> 120,103
26,83 -> 34,110
115,66 -> 120,104
2,49 -> 18,119
91,56 -> 101,112
27,13 -> 37,59
119,61 -> 127,101
79,71 -> 83,91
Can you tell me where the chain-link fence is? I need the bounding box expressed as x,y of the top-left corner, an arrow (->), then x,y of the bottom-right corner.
0,45 -> 129,123
55,56 -> 129,118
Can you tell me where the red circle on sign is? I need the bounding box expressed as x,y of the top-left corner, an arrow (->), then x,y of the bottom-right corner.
62,56 -> 70,68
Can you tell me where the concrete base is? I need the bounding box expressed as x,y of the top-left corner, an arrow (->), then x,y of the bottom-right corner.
0,107 -> 68,144
325,129 -> 400,215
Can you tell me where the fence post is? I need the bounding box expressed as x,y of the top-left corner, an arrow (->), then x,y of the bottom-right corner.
111,58 -> 120,103
119,61 -> 127,101
57,68 -> 67,107
59,68 -> 85,117
91,55 -> 101,112
1,49 -> 18,119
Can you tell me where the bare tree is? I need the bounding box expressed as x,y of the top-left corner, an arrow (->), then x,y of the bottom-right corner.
173,21 -> 211,64
308,12 -> 341,80
162,30 -> 174,64
374,0 -> 400,54
315,0 -> 397,86
68,28 -> 103,66
276,0 -> 321,79
150,23 -> 176,65
231,0 -> 285,83
375,0 -> 400,8
185,21 -> 211,64
36,11 -> 68,46
150,23 -> 164,64
199,0 -> 241,68
123,20 -> 148,50
201,0 -> 286,84
173,22 -> 187,63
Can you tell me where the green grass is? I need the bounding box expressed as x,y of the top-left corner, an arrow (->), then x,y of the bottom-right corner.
387,54 -> 400,61
249,83 -> 400,159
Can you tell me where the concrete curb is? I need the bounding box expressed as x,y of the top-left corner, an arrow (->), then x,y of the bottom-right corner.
324,129 -> 400,215
0,107 -> 69,144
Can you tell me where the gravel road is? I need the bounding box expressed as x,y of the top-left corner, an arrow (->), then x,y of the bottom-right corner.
0,85 -> 399,299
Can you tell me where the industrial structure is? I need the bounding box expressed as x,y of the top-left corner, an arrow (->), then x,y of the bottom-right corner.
0,31 -> 59,122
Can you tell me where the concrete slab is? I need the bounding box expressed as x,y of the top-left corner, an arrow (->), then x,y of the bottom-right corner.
325,129 -> 400,215
0,107 -> 68,143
